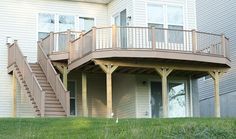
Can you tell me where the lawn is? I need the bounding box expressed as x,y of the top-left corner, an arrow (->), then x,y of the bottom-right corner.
0,118 -> 235,139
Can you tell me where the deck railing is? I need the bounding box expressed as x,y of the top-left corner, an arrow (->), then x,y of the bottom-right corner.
8,41 -> 45,116
39,26 -> 230,63
41,30 -> 82,56
38,41 -> 70,116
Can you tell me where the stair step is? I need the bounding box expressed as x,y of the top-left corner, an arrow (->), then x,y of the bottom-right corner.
42,87 -> 53,91
35,76 -> 47,80
46,97 -> 58,101
45,93 -> 57,98
45,100 -> 61,104
38,80 -> 48,83
45,108 -> 64,112
32,71 -> 44,74
45,111 -> 66,116
45,104 -> 63,108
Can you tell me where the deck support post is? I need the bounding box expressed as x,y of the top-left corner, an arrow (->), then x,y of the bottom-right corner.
82,72 -> 88,117
63,66 -> 68,89
12,71 -> 17,117
208,71 -> 224,117
98,63 -> 118,118
155,67 -> 173,118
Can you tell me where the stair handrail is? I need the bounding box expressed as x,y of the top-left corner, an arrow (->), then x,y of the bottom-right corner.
37,41 -> 70,116
8,40 -> 45,116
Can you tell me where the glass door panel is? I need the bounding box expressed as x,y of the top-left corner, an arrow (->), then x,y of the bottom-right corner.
168,82 -> 186,117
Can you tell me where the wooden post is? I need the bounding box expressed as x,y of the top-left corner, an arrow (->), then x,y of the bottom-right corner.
67,29 -> 71,52
192,29 -> 197,53
92,27 -> 97,52
98,64 -> 118,118
49,32 -> 54,53
12,71 -> 17,117
52,62 -> 68,89
155,67 -> 173,118
208,71 -> 223,117
112,25 -> 117,49
106,70 -> 112,118
82,73 -> 88,117
152,27 -> 156,50
63,66 -> 68,89
221,34 -> 226,57
79,33 -> 83,58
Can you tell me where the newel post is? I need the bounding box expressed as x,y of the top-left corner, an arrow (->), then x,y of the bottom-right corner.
49,32 -> 54,53
79,33 -> 84,58
112,25 -> 117,49
92,27 -> 97,52
221,33 -> 226,57
41,91 -> 45,117
152,27 -> 156,50
14,40 -> 17,63
66,91 -> 70,116
192,29 -> 197,53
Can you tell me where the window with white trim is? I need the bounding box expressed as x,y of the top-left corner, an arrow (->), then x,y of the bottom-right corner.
79,17 -> 94,32
167,6 -> 184,43
38,13 -> 95,51
147,5 -> 164,42
38,13 -> 55,40
147,4 -> 184,44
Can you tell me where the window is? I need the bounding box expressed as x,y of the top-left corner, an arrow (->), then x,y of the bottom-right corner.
38,13 -> 55,40
147,5 -> 165,42
38,13 -> 95,51
168,82 -> 186,117
147,4 -> 184,44
59,15 -> 75,31
68,81 -> 76,116
167,6 -> 184,43
58,15 -> 75,51
79,17 -> 94,32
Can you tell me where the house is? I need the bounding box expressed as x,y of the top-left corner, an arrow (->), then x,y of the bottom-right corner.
0,0 -> 230,118
196,0 -> 236,117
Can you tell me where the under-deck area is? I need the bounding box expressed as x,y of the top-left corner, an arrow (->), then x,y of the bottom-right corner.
7,26 -> 230,118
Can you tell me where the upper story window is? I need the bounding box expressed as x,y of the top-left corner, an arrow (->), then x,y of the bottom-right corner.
148,5 -> 164,42
79,17 -> 94,32
38,13 -> 55,40
59,15 -> 75,31
38,13 -> 95,40
147,4 -> 184,44
38,13 -> 95,51
167,6 -> 184,43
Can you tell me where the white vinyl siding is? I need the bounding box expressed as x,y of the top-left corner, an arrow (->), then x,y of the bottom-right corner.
113,74 -> 136,118
107,0 -> 134,25
197,0 -> 236,117
0,0 -> 108,117
16,80 -> 35,117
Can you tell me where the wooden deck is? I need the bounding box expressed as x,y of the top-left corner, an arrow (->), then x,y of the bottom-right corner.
38,26 -> 230,71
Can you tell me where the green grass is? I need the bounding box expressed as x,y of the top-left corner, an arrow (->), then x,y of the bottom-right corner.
0,118 -> 235,139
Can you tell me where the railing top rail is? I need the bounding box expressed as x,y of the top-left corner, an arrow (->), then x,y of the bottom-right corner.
8,43 -> 15,48
42,34 -> 50,41
40,26 -> 226,43
196,31 -> 222,37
